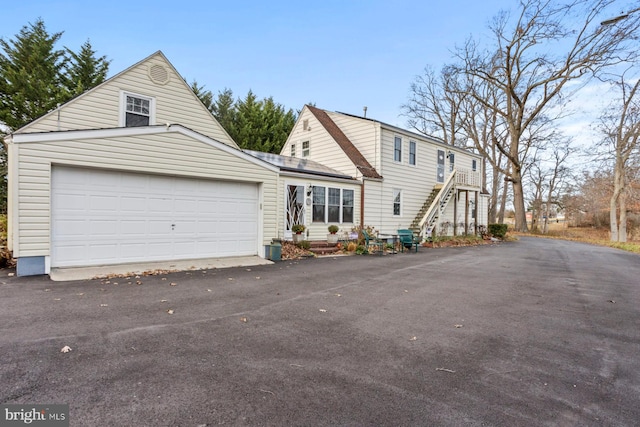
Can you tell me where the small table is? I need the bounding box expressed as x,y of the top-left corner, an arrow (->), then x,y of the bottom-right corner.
378,234 -> 399,254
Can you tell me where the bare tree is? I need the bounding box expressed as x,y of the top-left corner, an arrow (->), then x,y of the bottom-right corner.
597,71 -> 640,241
451,0 -> 639,232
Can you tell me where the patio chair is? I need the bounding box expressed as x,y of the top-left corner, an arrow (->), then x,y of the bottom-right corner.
397,229 -> 420,253
362,229 -> 385,255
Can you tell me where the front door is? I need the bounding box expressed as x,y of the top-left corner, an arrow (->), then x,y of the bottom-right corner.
437,149 -> 445,183
285,184 -> 305,239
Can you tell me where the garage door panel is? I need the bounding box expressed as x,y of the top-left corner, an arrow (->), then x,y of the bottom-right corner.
51,167 -> 259,267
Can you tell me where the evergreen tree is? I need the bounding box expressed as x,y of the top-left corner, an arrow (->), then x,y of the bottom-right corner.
0,18 -> 67,131
191,80 -> 213,112
63,39 -> 110,97
211,88 -> 236,137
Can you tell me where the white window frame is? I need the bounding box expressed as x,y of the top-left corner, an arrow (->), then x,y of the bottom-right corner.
393,189 -> 402,217
119,91 -> 156,127
409,141 -> 417,166
394,136 -> 402,163
449,152 -> 455,172
290,143 -> 296,157
311,186 -> 355,224
472,159 -> 477,172
302,140 -> 310,157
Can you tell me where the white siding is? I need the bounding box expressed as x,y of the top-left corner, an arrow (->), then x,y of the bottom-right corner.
327,112 -> 380,171
19,52 -> 237,148
372,127 -> 484,234
281,108 -> 361,178
11,130 -> 277,258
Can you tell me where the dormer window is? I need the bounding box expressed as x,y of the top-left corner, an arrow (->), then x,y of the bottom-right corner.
120,91 -> 155,127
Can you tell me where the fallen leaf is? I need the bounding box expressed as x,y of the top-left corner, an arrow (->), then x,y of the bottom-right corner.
8,272 -> 15,277
319,309 -> 327,313
136,280 -> 142,285
240,317 -> 248,323
454,324 -> 463,328
100,304 -> 108,307
44,289 -> 50,292
167,309 -> 174,315
170,282 -> 177,286
160,299 -> 168,302
404,290 -> 409,293
161,278 -> 167,281
228,278 -> 233,281
255,276 -> 261,279
246,268 -> 252,271
436,367 -> 455,373
608,300 -> 616,303
135,275 -> 140,279
76,293 -> 84,296
54,298 -> 61,301
207,289 -> 212,292
409,336 -> 417,341
60,345 -> 72,353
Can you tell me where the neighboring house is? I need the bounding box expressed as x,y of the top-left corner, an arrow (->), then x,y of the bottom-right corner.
281,105 -> 489,238
6,51 -> 283,277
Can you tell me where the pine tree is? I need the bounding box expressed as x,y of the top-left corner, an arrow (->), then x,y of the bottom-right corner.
63,39 -> 110,97
211,88 -> 236,137
0,18 -> 67,131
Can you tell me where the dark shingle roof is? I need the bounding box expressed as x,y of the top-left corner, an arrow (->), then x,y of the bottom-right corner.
306,105 -> 382,179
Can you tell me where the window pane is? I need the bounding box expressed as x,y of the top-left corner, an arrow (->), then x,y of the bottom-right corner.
409,141 -> 416,165
291,144 -> 296,156
394,137 -> 402,162
328,188 -> 340,205
312,186 -> 325,222
328,206 -> 340,222
343,207 -> 353,223
393,190 -> 401,216
126,112 -> 149,127
342,190 -> 354,223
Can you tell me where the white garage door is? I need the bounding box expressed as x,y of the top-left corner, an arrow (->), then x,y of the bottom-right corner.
51,167 -> 259,268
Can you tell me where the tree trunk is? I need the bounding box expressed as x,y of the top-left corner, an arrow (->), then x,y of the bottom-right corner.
610,161 -> 623,242
619,192 -> 627,242
512,168 -> 528,232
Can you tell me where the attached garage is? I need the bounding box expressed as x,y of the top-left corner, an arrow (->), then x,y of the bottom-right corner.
7,125 -> 280,276
51,167 -> 260,267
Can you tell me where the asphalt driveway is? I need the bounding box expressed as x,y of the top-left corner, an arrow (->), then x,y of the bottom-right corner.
1,237 -> 639,426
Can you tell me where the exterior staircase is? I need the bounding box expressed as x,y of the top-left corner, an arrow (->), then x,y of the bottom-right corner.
410,170 -> 457,238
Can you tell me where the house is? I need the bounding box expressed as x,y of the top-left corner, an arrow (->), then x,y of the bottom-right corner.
5,52 -> 286,277
280,105 -> 489,238
245,150 -> 361,242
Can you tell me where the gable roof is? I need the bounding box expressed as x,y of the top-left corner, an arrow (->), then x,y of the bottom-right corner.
14,51 -> 239,149
306,105 -> 382,179
245,150 -> 355,181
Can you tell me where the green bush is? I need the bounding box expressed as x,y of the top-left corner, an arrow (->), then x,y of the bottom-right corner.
488,223 -> 508,239
296,240 -> 311,250
0,214 -> 14,268
328,224 -> 339,234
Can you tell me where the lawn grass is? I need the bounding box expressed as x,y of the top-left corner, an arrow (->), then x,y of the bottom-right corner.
511,223 -> 640,254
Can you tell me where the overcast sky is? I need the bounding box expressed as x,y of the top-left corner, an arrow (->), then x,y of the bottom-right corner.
1,0 -> 635,141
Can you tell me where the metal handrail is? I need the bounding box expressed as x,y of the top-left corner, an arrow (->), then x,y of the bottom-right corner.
418,169 -> 456,232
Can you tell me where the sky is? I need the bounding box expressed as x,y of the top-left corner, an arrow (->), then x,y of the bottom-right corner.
1,0 -> 635,140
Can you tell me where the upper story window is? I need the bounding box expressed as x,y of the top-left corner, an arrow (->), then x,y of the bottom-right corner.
121,91 -> 155,127
472,159 -> 477,172
302,141 -> 310,157
449,152 -> 455,172
409,141 -> 416,165
394,137 -> 402,162
290,143 -> 296,157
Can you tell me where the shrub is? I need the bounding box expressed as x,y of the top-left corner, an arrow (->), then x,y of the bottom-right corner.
296,240 -> 311,250
488,223 -> 508,239
292,224 -> 305,234
328,225 -> 339,234
0,214 -> 14,268
355,245 -> 368,255
347,242 -> 357,252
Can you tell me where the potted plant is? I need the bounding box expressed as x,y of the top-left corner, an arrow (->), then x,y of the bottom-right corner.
327,225 -> 339,246
292,224 -> 306,243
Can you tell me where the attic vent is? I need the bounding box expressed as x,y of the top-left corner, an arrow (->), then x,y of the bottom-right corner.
303,119 -> 309,130
148,64 -> 170,85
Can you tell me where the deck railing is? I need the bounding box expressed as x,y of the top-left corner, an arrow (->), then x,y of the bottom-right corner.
455,167 -> 481,188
